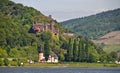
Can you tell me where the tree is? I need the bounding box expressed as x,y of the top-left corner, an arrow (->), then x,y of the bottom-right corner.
100,54 -> 107,63
89,53 -> 97,63
4,58 -> 9,66
78,38 -> 84,62
44,41 -> 50,61
9,48 -> 19,58
0,49 -> 8,58
58,53 -> 65,61
66,38 -> 73,61
110,51 -> 118,59
0,58 -> 4,66
41,31 -> 52,42
78,39 -> 82,62
85,42 -> 89,62
73,39 -> 78,61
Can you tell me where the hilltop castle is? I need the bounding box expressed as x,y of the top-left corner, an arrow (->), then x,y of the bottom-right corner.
32,16 -> 59,35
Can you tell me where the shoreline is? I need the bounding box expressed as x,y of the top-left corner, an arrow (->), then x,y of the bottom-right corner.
1,62 -> 120,68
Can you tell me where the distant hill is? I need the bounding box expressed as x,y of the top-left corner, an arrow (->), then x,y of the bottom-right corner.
93,31 -> 120,53
93,31 -> 120,45
61,8 -> 120,39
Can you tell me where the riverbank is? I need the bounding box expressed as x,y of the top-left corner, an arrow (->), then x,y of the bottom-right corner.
1,62 -> 120,68
24,62 -> 120,67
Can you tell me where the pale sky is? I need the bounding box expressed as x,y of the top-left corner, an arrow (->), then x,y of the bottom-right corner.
11,0 -> 120,22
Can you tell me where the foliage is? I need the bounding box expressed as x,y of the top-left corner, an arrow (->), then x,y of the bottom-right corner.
0,58 -> 4,66
0,48 -> 8,58
44,41 -> 50,61
73,39 -> 78,61
110,51 -> 118,59
64,36 -> 102,63
66,38 -> 73,61
61,8 -> 120,39
58,53 -> 65,61
103,45 -> 120,53
0,0 -> 64,61
4,58 -> 9,66
10,61 -> 18,66
40,31 -> 52,41
0,0 -> 114,63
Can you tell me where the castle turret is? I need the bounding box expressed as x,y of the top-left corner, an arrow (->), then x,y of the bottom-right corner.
50,20 -> 55,33
38,45 -> 44,62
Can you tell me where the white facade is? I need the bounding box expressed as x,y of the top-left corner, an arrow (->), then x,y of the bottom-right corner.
47,55 -> 58,63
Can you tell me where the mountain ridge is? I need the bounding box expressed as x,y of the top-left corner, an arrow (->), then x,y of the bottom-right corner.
61,8 -> 120,39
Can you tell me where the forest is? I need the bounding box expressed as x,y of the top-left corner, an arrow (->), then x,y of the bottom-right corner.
0,0 -> 118,66
61,8 -> 120,39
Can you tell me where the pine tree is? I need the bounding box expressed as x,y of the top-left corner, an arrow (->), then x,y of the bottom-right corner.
73,39 -> 77,61
44,41 -> 50,61
78,39 -> 82,62
85,42 -> 89,62
67,38 -> 73,61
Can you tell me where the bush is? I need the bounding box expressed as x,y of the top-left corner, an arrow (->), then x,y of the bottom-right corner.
4,58 -> 9,66
0,58 -> 4,66
10,61 -> 18,66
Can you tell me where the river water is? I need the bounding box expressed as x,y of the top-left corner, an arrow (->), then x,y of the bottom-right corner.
0,67 -> 120,73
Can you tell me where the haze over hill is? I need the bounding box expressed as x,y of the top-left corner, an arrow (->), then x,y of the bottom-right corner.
61,8 -> 120,39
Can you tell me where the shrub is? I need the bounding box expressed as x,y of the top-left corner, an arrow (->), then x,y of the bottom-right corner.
10,61 -> 18,66
0,58 -> 4,66
4,58 -> 9,66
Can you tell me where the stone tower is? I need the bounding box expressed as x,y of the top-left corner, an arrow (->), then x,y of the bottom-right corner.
50,20 -> 55,33
38,45 -> 44,62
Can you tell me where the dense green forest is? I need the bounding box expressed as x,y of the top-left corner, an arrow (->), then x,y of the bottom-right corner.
61,8 -> 120,39
0,0 -> 118,66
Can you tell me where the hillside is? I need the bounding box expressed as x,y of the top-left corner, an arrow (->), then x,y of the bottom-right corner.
61,8 -> 120,39
0,0 -> 67,60
93,31 -> 120,53
0,0 -> 65,48
93,31 -> 120,45
0,0 -> 106,64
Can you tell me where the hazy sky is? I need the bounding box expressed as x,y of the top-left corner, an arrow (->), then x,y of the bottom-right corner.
11,0 -> 120,22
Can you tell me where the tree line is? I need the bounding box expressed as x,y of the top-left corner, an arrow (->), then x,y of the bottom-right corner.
66,37 -> 100,62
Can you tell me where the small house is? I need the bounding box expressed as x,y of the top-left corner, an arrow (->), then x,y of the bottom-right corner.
47,53 -> 58,63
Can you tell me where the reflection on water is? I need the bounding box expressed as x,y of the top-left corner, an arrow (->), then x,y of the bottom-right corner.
0,67 -> 120,73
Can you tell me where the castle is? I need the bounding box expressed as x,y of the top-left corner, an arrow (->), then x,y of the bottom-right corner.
32,16 -> 59,35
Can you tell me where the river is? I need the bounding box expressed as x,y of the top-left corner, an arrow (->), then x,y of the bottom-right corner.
0,67 -> 120,73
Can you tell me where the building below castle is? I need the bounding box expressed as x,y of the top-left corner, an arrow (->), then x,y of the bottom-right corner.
38,45 -> 58,63
32,20 -> 59,35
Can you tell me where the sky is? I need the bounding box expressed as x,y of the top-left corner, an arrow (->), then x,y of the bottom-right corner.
11,0 -> 120,22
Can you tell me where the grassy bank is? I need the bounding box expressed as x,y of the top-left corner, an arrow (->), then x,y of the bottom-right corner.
24,62 -> 120,67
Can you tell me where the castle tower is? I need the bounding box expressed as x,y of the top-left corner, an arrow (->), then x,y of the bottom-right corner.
38,45 -> 44,62
50,20 -> 55,33
44,23 -> 48,31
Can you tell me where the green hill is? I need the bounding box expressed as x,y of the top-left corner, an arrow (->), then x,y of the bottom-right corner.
61,8 -> 120,39
0,0 -> 66,60
0,0 -> 112,65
